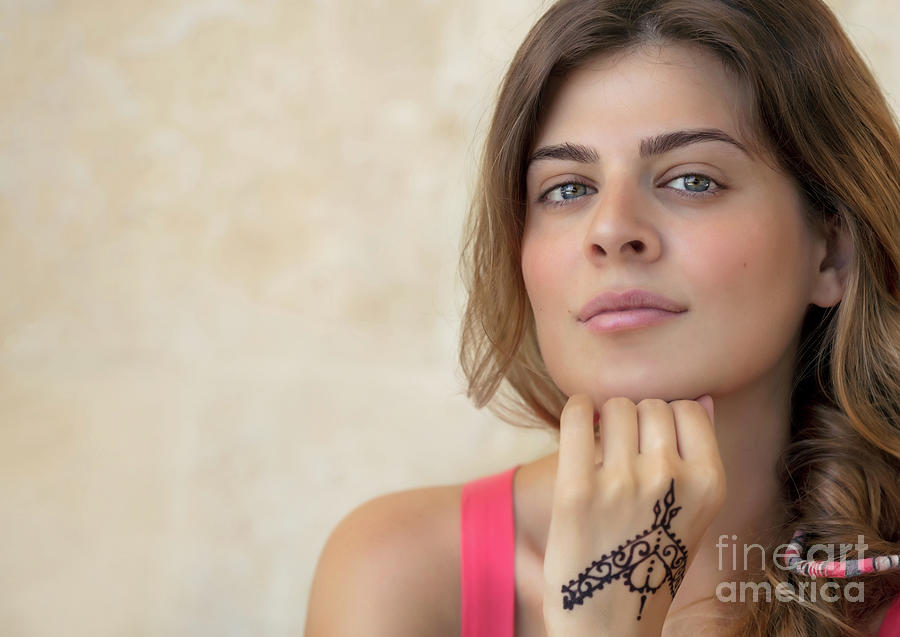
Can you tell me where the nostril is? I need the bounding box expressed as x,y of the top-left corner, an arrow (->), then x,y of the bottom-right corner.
626,240 -> 646,253
591,239 -> 646,256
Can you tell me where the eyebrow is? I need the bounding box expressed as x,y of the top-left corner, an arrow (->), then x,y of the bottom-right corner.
527,128 -> 749,167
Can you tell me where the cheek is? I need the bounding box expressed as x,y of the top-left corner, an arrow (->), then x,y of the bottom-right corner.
521,233 -> 568,312
685,213 -> 789,288
682,215 -> 810,336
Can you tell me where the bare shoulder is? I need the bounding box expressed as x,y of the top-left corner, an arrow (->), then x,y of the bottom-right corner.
304,483 -> 463,637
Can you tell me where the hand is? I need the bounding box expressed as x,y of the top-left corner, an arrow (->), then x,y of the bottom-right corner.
542,394 -> 727,637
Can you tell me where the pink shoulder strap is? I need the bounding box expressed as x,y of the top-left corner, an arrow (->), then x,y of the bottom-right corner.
878,591 -> 900,637
460,465 -> 520,637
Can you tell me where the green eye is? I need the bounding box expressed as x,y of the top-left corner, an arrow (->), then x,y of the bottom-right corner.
666,174 -> 723,198
540,181 -> 596,206
682,175 -> 710,191
559,183 -> 589,198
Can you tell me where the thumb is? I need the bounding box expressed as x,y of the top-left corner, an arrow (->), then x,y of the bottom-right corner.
695,394 -> 715,428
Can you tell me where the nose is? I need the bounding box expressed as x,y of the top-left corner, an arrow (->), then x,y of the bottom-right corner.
582,179 -> 662,265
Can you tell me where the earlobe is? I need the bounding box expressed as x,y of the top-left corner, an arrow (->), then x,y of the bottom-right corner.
810,216 -> 854,308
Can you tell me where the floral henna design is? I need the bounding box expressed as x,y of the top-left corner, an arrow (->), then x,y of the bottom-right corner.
560,479 -> 688,621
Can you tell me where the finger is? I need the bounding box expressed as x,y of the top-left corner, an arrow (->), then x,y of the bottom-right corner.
671,397 -> 718,461
635,398 -> 677,456
556,394 -> 598,499
599,397 -> 638,469
695,394 -> 715,427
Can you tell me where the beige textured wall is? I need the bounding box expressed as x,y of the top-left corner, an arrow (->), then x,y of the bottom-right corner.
0,1 -> 897,635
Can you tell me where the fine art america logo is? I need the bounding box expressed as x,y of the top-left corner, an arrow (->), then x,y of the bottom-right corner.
715,533 -> 872,603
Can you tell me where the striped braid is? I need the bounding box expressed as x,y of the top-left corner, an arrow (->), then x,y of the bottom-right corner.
781,529 -> 900,578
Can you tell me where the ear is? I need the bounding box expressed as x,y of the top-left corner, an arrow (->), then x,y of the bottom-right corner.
809,215 -> 854,309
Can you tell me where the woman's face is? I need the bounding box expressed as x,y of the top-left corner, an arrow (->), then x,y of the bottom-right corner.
521,44 -> 831,404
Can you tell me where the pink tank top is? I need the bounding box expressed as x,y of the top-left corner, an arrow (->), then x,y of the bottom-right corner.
460,465 -> 519,637
458,464 -> 900,637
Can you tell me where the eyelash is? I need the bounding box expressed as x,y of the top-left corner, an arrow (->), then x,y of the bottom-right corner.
536,174 -> 725,208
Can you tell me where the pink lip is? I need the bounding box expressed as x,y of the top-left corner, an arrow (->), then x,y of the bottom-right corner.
577,288 -> 687,333
581,307 -> 682,332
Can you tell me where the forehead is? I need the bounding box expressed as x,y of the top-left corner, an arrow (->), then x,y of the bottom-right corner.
534,43 -> 758,151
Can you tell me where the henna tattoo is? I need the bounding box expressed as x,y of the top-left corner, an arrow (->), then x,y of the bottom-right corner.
560,479 -> 688,621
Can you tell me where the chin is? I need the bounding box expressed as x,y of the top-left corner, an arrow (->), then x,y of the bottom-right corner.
562,379 -> 707,406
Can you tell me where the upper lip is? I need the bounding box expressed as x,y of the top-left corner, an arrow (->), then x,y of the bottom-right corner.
577,288 -> 687,321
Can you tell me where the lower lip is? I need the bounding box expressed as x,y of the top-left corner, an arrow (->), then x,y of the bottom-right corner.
580,308 -> 684,333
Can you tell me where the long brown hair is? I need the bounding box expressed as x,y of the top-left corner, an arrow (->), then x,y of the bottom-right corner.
457,0 -> 900,634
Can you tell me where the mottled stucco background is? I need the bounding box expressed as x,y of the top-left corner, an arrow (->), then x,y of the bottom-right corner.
1,1 -> 898,635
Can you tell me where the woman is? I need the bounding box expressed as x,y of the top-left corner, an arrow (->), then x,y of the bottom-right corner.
305,1 -> 900,635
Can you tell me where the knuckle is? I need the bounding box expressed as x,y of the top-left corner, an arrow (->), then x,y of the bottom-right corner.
637,398 -> 668,411
599,471 -> 638,500
641,458 -> 680,492
655,455 -> 680,479
603,396 -> 635,410
672,399 -> 706,419
562,393 -> 593,418
568,393 -> 593,409
689,464 -> 727,498
556,480 -> 594,508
